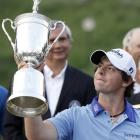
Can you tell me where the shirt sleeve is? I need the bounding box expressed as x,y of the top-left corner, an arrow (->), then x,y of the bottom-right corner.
48,107 -> 77,140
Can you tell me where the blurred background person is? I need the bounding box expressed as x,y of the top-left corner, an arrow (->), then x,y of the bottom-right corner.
0,85 -> 8,138
3,21 -> 96,140
122,27 -> 140,105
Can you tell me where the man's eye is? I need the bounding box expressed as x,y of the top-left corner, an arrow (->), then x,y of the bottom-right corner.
49,39 -> 55,42
49,37 -> 67,43
107,67 -> 115,71
58,37 -> 67,41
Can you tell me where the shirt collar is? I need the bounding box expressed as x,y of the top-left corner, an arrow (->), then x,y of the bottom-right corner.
44,61 -> 68,78
44,65 -> 53,77
125,101 -> 136,123
57,61 -> 68,78
91,96 -> 104,116
91,96 -> 136,123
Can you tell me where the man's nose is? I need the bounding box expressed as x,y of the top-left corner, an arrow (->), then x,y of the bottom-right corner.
98,67 -> 105,75
53,40 -> 61,48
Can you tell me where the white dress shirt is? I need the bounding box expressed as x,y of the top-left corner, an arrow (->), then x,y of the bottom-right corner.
134,82 -> 140,94
43,62 -> 67,116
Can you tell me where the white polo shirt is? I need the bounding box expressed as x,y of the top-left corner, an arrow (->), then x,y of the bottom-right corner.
134,82 -> 140,94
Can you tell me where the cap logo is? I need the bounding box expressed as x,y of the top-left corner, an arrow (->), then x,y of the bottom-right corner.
129,67 -> 134,74
111,50 -> 123,58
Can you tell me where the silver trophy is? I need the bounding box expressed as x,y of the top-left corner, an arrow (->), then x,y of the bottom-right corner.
2,0 -> 65,117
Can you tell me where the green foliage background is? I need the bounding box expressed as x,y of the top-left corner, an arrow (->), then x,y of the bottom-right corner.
0,0 -> 140,87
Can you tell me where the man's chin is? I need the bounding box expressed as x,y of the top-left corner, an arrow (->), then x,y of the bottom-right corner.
53,55 -> 67,60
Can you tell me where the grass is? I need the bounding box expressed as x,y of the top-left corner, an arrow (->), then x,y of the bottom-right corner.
0,0 -> 140,87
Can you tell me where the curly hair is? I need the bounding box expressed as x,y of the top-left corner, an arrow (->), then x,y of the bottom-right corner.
121,71 -> 134,97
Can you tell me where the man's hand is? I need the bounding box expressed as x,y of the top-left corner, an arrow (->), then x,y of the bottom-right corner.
18,61 -> 45,72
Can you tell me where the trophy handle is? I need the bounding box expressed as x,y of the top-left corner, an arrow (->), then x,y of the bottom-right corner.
45,21 -> 65,56
2,18 -> 16,51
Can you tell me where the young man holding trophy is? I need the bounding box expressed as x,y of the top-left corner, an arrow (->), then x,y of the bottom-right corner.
24,48 -> 140,140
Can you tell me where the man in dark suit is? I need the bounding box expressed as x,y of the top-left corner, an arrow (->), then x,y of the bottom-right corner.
3,21 -> 96,140
122,27 -> 140,107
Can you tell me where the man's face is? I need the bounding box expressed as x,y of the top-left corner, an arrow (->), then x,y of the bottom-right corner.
127,31 -> 140,64
47,26 -> 71,62
94,57 -> 124,94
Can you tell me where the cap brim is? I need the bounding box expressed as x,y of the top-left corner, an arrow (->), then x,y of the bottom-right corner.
90,50 -> 107,65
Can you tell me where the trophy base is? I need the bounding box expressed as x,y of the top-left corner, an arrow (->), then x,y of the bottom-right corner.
7,67 -> 48,117
7,96 -> 48,117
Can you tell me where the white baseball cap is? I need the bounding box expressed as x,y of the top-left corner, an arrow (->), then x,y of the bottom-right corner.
90,48 -> 136,81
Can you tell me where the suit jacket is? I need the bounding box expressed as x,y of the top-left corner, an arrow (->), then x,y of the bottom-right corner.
3,65 -> 96,140
128,93 -> 140,105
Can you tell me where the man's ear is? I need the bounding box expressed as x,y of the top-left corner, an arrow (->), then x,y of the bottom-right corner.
122,78 -> 133,88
